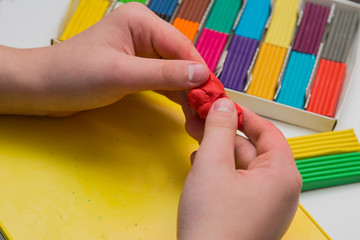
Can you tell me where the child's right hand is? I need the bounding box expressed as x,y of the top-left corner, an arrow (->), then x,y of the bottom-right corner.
178,98 -> 302,240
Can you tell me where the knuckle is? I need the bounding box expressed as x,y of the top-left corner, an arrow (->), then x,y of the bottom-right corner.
207,112 -> 237,131
161,62 -> 180,87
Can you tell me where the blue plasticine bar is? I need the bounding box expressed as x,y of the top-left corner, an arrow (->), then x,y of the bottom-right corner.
235,0 -> 271,40
276,51 -> 315,109
148,0 -> 178,21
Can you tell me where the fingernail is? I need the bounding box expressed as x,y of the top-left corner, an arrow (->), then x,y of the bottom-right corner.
213,98 -> 235,113
188,64 -> 208,83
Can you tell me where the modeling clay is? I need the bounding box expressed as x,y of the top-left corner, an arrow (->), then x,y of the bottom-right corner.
188,72 -> 243,129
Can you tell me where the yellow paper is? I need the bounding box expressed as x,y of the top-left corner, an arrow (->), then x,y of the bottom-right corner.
0,91 -> 330,239
0,92 -> 197,240
282,204 -> 331,239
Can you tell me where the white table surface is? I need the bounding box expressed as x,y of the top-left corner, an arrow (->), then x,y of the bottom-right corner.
0,0 -> 359,239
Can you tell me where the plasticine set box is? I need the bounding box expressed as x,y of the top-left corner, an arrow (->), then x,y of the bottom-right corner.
52,0 -> 360,132
214,0 -> 360,132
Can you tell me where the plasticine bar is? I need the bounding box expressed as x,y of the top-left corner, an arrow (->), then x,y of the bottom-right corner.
287,129 -> 360,160
195,28 -> 229,72
148,0 -> 178,22
296,152 -> 360,191
204,0 -> 243,34
322,8 -> 359,63
172,18 -> 199,42
195,0 -> 242,71
246,42 -> 287,100
172,0 -> 210,41
306,59 -> 346,117
235,0 -> 271,41
175,0 -> 210,23
292,2 -> 330,55
276,51 -> 315,109
114,0 -> 147,9
219,35 -> 258,92
118,0 -> 147,3
60,0 -> 110,41
264,0 -> 299,48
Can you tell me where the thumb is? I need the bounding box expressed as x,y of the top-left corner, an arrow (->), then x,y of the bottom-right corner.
115,56 -> 209,92
194,98 -> 238,169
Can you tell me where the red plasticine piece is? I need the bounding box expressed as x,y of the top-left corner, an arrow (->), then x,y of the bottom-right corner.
188,72 -> 243,129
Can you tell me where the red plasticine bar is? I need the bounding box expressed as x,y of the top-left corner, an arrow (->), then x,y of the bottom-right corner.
188,72 -> 243,129
307,59 -> 346,117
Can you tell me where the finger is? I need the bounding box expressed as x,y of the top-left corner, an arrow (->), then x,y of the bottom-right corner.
113,2 -> 206,64
234,134 -> 257,169
185,114 -> 205,142
195,98 -> 237,169
113,56 -> 209,93
240,107 -> 293,161
190,151 -> 197,166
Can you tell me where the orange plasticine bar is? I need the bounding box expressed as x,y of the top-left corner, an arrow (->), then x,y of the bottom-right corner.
306,59 -> 346,117
172,18 -> 199,42
246,43 -> 287,100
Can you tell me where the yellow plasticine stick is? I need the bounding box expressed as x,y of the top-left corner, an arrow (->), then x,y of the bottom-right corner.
68,1 -> 91,39
60,0 -> 87,41
287,129 -> 360,160
265,0 -> 299,48
60,0 -> 110,41
246,42 -> 287,100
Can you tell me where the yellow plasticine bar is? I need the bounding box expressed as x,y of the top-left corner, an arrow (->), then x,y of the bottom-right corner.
173,18 -> 199,42
287,129 -> 360,160
60,0 -> 110,41
60,0 -> 87,41
81,1 -> 108,32
246,42 -> 287,100
265,0 -> 299,48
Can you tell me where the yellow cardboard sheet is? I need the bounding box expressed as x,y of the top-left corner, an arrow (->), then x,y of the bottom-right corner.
0,91 -> 329,239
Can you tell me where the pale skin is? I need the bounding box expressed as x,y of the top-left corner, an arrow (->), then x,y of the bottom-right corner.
0,2 -> 302,239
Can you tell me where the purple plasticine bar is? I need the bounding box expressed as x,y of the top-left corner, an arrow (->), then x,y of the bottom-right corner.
196,28 -> 229,72
219,35 -> 258,91
293,2 -> 330,54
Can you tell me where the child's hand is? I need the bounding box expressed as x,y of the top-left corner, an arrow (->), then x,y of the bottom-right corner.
0,2 -> 208,116
177,98 -> 302,240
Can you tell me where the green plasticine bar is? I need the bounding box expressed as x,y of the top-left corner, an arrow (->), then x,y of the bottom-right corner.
118,0 -> 147,3
204,0 -> 242,33
300,165 -> 360,179
295,152 -> 360,191
296,153 -> 360,172
302,170 -> 360,191
296,152 -> 360,166
298,161 -> 360,175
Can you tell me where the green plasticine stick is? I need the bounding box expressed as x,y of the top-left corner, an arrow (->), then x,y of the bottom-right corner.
302,170 -> 360,191
300,165 -> 360,179
296,152 -> 360,168
118,0 -> 146,3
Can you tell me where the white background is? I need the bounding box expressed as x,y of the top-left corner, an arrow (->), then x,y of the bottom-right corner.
0,0 -> 360,239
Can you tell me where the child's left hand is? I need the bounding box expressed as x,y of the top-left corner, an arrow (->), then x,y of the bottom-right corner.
0,2 -> 209,118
